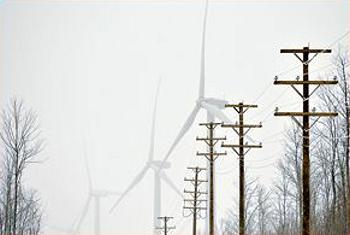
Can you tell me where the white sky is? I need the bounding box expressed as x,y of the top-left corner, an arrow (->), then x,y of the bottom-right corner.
0,0 -> 349,234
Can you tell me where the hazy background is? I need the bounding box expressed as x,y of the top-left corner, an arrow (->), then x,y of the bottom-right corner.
0,0 -> 349,234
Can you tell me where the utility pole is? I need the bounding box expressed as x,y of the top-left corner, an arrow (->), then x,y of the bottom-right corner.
346,78 -> 350,234
274,46 -> 338,235
156,216 -> 175,235
196,122 -> 227,235
221,103 -> 262,235
183,167 -> 208,235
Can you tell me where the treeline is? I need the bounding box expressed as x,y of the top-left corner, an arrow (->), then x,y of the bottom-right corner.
0,99 -> 43,235
223,48 -> 350,235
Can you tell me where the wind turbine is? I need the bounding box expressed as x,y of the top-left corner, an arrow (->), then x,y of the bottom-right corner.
160,0 -> 231,167
110,79 -> 183,234
45,222 -> 78,235
158,1 -> 232,234
74,151 -> 121,235
46,152 -> 120,235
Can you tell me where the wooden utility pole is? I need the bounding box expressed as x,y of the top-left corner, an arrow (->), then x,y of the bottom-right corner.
156,216 -> 175,235
274,46 -> 338,235
183,167 -> 208,235
196,122 -> 227,235
346,85 -> 350,234
221,103 -> 262,235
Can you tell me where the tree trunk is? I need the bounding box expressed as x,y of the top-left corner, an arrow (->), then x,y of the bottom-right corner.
13,162 -> 19,235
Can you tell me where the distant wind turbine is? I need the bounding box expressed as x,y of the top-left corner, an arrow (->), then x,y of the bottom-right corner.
109,79 -> 183,234
46,151 -> 120,235
74,151 -> 121,235
45,223 -> 77,235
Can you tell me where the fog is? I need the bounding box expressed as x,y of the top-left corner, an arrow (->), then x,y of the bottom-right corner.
0,0 -> 349,234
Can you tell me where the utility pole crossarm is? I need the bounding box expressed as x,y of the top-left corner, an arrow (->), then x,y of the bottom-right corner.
187,166 -> 207,171
221,143 -> 262,148
196,137 -> 226,141
274,80 -> 338,85
222,124 -> 262,128
184,190 -> 208,194
280,48 -> 331,53
184,199 -> 207,202
274,112 -> 338,117
157,216 -> 173,220
225,104 -> 258,108
196,152 -> 227,156
199,122 -> 223,126
183,206 -> 207,210
184,178 -> 208,183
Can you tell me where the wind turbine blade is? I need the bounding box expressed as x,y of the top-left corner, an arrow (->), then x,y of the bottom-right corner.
160,171 -> 183,198
161,104 -> 200,164
110,165 -> 150,212
74,195 -> 92,233
201,101 -> 231,123
199,0 -> 209,98
148,77 -> 161,161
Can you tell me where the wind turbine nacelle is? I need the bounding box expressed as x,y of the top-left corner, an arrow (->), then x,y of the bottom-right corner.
150,161 -> 171,169
204,98 -> 228,109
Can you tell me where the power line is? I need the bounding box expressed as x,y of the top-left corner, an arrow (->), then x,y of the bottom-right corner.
249,30 -> 349,109
251,82 -> 274,104
251,62 -> 336,123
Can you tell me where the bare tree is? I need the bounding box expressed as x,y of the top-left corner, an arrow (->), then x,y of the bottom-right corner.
272,123 -> 303,235
333,48 -> 350,233
312,47 -> 349,235
256,185 -> 272,235
223,179 -> 258,235
272,156 -> 300,235
223,177 -> 273,235
0,98 -> 43,235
